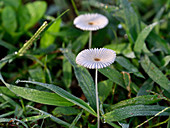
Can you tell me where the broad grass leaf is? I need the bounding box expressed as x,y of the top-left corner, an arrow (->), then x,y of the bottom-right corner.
106,95 -> 161,111
134,22 -> 159,58
142,22 -> 170,54
40,18 -> 61,48
100,67 -> 139,94
104,43 -> 135,58
2,6 -> 17,33
25,1 -> 47,29
147,32 -> 170,54
74,66 -> 96,110
61,48 -> 96,110
98,80 -> 113,102
104,105 -> 170,122
17,80 -> 96,116
116,56 -> 144,78
141,55 -> 170,93
0,75 -> 74,106
0,87 -> 17,98
116,56 -> 137,72
142,43 -> 161,66
99,67 -> 126,89
52,106 -> 80,117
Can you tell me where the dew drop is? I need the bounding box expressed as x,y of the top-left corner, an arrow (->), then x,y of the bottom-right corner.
14,51 -> 18,54
124,34 -> 128,39
102,118 -> 106,123
15,79 -> 20,84
118,24 -> 122,29
0,93 -> 2,96
25,84 -> 29,87
132,68 -> 137,72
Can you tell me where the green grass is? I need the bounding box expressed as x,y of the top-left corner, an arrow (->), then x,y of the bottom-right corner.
0,0 -> 169,127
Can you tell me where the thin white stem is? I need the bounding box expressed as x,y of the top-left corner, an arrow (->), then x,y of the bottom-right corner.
89,31 -> 92,48
95,68 -> 100,128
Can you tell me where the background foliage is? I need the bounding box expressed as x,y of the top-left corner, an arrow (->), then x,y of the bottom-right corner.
0,0 -> 169,127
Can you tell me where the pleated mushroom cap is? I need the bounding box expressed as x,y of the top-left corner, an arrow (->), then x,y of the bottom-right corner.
76,48 -> 116,69
74,13 -> 109,31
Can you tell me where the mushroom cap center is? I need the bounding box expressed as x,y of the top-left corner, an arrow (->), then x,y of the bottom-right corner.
94,58 -> 101,61
88,22 -> 94,25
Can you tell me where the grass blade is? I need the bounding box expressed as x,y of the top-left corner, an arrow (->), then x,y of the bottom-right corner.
116,56 -> 144,78
0,111 -> 15,118
61,48 -> 96,110
27,105 -> 75,127
136,107 -> 170,128
106,95 -> 162,111
0,118 -> 28,128
18,80 -> 96,116
104,105 -> 170,122
22,115 -> 50,122
99,67 -> 126,89
134,22 -> 159,58
141,55 -> 170,93
0,40 -> 17,52
69,110 -> 83,128
0,74 -> 74,106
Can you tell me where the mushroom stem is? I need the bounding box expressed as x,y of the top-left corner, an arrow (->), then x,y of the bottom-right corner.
95,68 -> 100,128
89,31 -> 92,48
